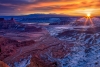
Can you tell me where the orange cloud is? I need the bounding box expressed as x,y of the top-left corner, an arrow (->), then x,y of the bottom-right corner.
1,0 -> 100,16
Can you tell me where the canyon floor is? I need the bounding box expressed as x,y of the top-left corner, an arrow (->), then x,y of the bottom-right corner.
1,17 -> 100,67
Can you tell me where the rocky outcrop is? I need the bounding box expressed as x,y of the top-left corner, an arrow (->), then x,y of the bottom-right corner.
0,18 -> 42,32
27,56 -> 58,67
0,36 -> 35,61
0,61 -> 9,67
1,30 -> 100,67
56,27 -> 100,45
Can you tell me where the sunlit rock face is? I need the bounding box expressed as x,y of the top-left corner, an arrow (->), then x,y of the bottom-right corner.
0,36 -> 35,62
0,61 -> 9,67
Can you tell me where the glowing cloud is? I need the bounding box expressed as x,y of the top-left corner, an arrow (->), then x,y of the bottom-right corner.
0,0 -> 100,16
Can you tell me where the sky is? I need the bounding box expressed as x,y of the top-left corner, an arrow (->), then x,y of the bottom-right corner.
0,0 -> 100,16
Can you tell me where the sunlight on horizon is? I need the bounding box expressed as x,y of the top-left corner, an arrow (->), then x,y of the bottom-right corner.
84,13 -> 94,27
87,13 -> 91,17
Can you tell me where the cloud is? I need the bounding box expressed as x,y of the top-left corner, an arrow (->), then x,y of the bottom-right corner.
0,0 -> 100,16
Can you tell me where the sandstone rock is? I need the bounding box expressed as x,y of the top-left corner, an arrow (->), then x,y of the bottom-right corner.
0,61 -> 9,67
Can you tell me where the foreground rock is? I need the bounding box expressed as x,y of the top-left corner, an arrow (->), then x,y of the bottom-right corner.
1,31 -> 100,67
0,61 -> 9,67
0,36 -> 35,61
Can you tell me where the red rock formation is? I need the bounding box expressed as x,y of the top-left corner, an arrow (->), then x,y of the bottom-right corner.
27,56 -> 58,67
0,36 -> 35,61
0,61 -> 9,67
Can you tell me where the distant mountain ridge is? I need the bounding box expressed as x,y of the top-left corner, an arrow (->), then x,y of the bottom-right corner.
0,18 -> 42,32
0,14 -> 78,24
0,14 -> 71,18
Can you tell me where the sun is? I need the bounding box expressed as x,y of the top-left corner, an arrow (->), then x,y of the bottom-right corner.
87,13 -> 91,17
84,13 -> 94,27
